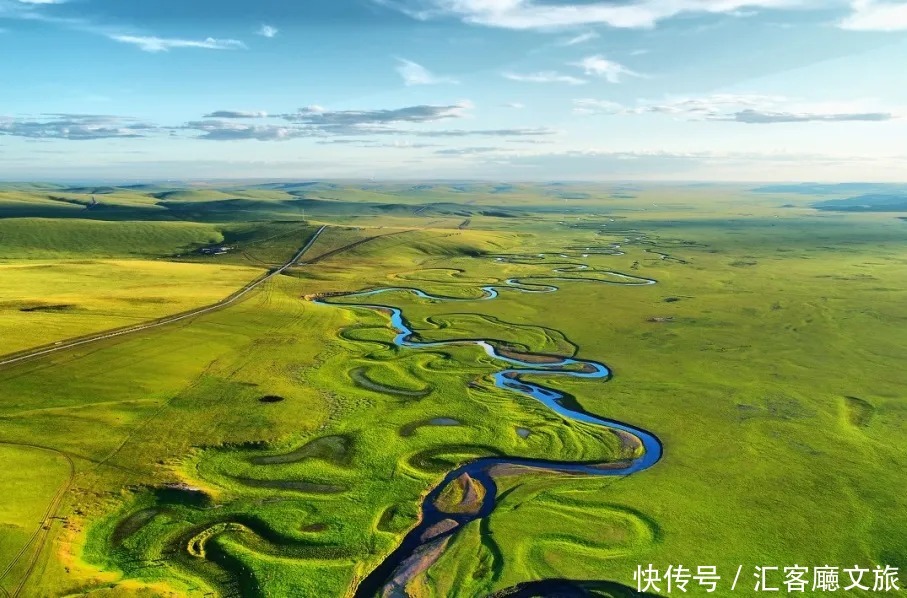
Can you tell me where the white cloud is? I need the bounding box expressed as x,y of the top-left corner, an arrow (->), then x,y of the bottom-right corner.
504,71 -> 586,85
410,126 -> 556,137
728,108 -> 894,123
0,113 -> 157,140
574,93 -> 900,123
636,93 -> 788,116
840,0 -> 907,31
494,148 -> 903,180
376,0 -> 814,30
367,141 -> 443,148
396,58 -> 459,85
0,0 -> 72,21
203,110 -> 269,119
503,102 -> 525,108
570,55 -> 642,83
186,102 -> 556,141
573,98 -> 625,114
185,121 -> 305,141
560,31 -> 599,45
12,102 -> 550,143
435,146 -> 502,155
109,35 -> 247,52
284,101 -> 474,126
257,24 -> 279,37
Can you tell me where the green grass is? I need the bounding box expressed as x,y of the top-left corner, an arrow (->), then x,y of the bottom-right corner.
0,259 -> 264,354
0,183 -> 905,597
0,443 -> 73,596
0,218 -> 224,260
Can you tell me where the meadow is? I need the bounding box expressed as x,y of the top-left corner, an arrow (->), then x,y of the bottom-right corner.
0,260 -> 262,355
0,182 -> 904,597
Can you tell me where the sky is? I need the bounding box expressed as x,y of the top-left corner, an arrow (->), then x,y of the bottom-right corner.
1,0 -> 906,182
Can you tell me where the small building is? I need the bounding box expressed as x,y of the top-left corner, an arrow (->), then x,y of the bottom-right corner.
199,246 -> 234,256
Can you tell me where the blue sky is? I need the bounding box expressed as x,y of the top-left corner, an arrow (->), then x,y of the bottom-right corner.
1,0 -> 906,181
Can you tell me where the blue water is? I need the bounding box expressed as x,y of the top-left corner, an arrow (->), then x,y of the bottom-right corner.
316,269 -> 662,596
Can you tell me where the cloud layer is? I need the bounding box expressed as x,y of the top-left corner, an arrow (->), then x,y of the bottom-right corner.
184,121 -> 303,141
109,35 -> 246,52
840,0 -> 907,31
0,100 -> 562,144
574,94 -> 898,123
282,102 -> 472,126
378,0 -> 907,32
0,114 -> 156,140
504,71 -> 586,85
202,110 -> 270,119
376,0 -> 814,30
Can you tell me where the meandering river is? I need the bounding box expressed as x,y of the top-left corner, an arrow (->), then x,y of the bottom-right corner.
316,263 -> 662,597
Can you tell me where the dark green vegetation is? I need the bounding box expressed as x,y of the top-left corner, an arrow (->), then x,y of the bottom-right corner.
0,182 -> 905,597
753,182 -> 907,212
813,194 -> 907,212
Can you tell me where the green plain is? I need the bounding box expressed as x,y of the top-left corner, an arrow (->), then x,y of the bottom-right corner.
0,182 -> 903,597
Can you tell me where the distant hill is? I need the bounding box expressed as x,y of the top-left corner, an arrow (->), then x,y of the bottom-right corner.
61,186 -> 120,195
752,183 -> 907,195
813,194 -> 907,212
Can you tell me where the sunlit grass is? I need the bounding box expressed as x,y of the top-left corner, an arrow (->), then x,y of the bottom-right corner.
0,184 -> 904,596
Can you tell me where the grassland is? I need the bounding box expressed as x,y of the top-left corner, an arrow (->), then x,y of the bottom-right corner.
0,182 -> 904,597
0,260 -> 263,354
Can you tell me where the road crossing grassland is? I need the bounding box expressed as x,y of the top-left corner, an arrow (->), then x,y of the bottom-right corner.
0,226 -> 326,368
0,260 -> 265,356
